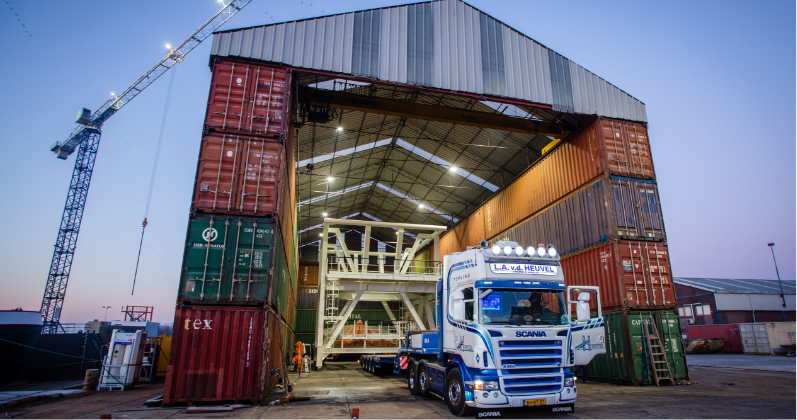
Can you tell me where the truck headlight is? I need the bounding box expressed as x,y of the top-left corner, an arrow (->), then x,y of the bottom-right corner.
564,377 -> 574,387
474,380 -> 499,390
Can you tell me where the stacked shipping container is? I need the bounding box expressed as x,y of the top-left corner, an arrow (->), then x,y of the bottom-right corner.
433,116 -> 687,384
164,58 -> 298,405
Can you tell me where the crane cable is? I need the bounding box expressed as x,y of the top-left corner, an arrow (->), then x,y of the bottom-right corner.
132,69 -> 176,295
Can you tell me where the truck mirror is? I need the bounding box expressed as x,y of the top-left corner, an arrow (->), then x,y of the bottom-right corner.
576,301 -> 590,322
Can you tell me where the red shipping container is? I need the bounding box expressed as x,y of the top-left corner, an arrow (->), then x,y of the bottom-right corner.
192,134 -> 283,215
560,240 -> 674,311
164,306 -> 271,405
205,59 -> 290,135
683,324 -> 743,353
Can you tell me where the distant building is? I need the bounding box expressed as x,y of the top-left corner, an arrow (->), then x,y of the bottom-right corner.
674,278 -> 796,325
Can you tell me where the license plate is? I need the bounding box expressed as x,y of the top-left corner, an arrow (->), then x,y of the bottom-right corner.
524,399 -> 546,406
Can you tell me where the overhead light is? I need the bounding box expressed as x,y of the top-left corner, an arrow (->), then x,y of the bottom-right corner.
449,166 -> 457,172
165,43 -> 172,49
418,204 -> 425,209
319,233 -> 323,237
322,212 -> 328,217
110,92 -> 116,96
337,127 -> 343,132
327,176 -> 334,182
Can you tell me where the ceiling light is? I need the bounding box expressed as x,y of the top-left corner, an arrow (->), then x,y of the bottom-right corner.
449,166 -> 457,172
322,212 -> 328,217
319,233 -> 323,237
337,127 -> 343,132
327,177 -> 334,182
418,204 -> 425,209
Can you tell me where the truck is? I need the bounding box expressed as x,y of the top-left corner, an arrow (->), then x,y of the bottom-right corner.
359,241 -> 606,416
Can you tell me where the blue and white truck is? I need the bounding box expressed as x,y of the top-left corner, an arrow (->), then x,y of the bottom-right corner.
360,241 -> 606,416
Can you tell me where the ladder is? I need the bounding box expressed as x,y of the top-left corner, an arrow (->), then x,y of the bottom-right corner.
642,315 -> 675,386
325,278 -> 339,326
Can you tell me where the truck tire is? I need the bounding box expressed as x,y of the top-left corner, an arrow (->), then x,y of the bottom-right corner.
446,368 -> 475,417
419,365 -> 431,398
407,361 -> 421,395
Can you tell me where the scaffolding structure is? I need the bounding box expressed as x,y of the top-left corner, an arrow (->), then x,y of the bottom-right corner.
314,219 -> 445,368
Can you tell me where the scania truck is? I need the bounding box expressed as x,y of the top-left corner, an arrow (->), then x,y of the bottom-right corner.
360,241 -> 606,416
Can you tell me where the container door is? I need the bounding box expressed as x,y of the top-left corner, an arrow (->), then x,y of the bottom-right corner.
225,218 -> 273,303
656,311 -> 688,381
247,66 -> 289,135
233,140 -> 281,213
180,217 -> 231,303
206,62 -> 253,130
753,324 -> 770,354
567,286 -> 607,365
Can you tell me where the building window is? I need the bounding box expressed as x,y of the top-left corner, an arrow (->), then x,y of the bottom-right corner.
695,305 -> 704,316
678,307 -> 684,317
702,304 -> 711,315
681,306 -> 692,317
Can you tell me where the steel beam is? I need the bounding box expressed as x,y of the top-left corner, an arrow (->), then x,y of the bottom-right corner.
308,89 -> 565,137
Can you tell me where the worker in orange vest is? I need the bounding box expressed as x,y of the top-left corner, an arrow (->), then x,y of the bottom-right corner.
293,341 -> 305,372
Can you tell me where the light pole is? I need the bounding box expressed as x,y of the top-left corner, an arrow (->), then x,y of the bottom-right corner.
767,243 -> 786,308
102,306 -> 112,321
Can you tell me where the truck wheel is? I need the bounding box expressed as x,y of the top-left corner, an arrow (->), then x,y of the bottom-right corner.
419,365 -> 431,398
446,368 -> 475,417
407,361 -> 421,395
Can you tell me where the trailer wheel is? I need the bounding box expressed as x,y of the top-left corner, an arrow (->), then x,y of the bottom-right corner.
407,361 -> 421,395
446,368 -> 475,417
419,364 -> 431,398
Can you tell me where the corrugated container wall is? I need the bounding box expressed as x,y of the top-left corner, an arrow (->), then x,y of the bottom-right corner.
588,310 -> 688,385
439,117 -> 657,255
164,306 -> 267,405
191,135 -> 283,215
764,322 -> 796,355
205,60 -> 290,136
271,226 -> 297,329
177,215 -> 279,306
559,241 -> 675,311
491,176 -> 665,257
298,263 -> 319,286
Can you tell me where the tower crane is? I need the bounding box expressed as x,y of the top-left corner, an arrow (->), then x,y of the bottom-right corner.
41,0 -> 253,334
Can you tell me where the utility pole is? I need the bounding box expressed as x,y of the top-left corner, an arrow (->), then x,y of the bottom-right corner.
767,243 -> 786,308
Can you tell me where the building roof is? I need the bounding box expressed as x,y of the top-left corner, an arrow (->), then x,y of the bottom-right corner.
674,277 -> 797,295
210,0 -> 646,122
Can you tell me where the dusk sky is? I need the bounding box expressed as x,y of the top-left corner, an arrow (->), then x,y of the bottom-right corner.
1,0 -> 794,325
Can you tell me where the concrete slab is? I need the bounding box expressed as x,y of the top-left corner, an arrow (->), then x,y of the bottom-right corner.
4,361 -> 794,419
687,354 -> 796,372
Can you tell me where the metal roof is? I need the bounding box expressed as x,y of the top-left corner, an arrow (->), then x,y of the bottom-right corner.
674,278 -> 797,295
210,0 -> 646,122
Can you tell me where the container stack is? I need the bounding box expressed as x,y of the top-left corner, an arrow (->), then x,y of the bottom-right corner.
436,117 -> 688,385
163,58 -> 298,405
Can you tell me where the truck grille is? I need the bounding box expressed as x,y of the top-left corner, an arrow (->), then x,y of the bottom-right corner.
493,336 -> 564,395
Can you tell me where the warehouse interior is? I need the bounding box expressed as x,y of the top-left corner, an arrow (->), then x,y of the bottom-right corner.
291,74 -> 591,252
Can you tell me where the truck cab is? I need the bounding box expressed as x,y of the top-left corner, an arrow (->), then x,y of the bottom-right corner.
401,241 -> 606,416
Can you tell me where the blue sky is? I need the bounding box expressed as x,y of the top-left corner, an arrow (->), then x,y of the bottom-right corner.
0,0 -> 793,324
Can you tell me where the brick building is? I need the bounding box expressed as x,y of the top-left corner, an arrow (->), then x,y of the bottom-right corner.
674,278 -> 796,326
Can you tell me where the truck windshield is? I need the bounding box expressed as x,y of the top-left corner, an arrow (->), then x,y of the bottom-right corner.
478,289 -> 567,326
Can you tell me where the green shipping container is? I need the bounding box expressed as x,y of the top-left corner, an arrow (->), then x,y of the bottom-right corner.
271,228 -> 295,326
296,310 -> 317,333
296,333 -> 315,347
588,310 -> 689,385
178,214 -> 280,305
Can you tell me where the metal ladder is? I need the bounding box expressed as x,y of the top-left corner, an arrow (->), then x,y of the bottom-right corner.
325,278 -> 339,326
642,315 -> 675,386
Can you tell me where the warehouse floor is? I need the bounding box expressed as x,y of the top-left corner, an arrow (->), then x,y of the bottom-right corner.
5,356 -> 795,419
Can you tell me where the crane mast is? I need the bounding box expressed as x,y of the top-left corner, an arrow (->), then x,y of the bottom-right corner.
41,0 -> 253,333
